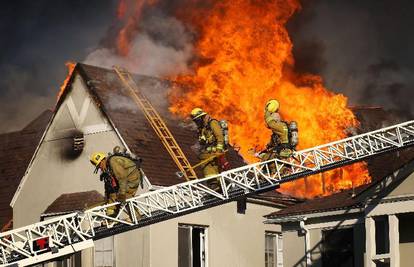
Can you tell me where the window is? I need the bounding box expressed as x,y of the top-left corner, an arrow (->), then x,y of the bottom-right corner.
322,228 -> 354,267
95,236 -> 114,267
374,216 -> 389,254
54,252 -> 81,267
265,232 -> 282,267
178,224 -> 208,267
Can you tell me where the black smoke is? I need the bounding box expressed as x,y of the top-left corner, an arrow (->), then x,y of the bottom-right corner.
0,0 -> 116,133
1,0 -> 414,133
288,0 -> 414,119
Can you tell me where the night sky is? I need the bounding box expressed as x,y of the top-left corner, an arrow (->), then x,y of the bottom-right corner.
1,0 -> 414,132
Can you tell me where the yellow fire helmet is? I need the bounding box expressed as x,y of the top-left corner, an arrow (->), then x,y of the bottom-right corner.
265,99 -> 280,113
90,152 -> 106,167
190,107 -> 207,120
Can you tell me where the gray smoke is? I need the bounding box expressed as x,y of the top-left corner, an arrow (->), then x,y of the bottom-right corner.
84,8 -> 194,78
289,0 -> 414,119
0,1 -> 116,133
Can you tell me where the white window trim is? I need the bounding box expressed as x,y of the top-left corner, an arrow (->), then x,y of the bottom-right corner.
179,224 -> 209,267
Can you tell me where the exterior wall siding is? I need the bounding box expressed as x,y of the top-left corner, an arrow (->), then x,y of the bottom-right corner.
282,230 -> 305,267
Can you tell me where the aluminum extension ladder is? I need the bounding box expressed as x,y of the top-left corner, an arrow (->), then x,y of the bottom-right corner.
113,66 -> 197,180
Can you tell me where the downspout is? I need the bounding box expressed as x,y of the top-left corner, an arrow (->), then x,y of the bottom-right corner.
300,219 -> 312,266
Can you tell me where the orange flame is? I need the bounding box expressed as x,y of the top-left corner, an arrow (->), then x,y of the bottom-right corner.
57,62 -> 76,102
115,0 -> 371,198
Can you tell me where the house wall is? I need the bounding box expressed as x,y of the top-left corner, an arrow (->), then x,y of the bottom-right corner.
149,201 -> 281,267
12,74 -> 125,227
282,229 -> 306,267
309,229 -> 322,267
114,227 -> 151,267
388,172 -> 414,197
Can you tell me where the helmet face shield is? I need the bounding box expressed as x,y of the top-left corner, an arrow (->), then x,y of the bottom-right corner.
193,116 -> 204,127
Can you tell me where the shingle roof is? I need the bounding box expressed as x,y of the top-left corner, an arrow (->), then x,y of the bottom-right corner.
42,190 -> 105,216
72,63 -> 246,186
0,110 -> 52,229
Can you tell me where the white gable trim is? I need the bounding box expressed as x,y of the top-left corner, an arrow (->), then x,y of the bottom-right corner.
66,96 -> 90,128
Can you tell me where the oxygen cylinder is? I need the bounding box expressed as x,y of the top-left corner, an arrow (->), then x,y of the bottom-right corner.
289,121 -> 299,148
219,120 -> 229,147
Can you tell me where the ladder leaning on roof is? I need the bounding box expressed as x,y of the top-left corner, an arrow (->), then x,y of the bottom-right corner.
1,120 -> 414,266
113,66 -> 198,181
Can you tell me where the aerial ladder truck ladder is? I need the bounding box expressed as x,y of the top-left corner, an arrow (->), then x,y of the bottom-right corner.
113,66 -> 197,180
1,121 -> 414,266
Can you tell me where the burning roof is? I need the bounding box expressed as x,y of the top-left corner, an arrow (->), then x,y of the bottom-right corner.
65,63 -> 246,186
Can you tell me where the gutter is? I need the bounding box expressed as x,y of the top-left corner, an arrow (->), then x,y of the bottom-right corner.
300,219 -> 312,266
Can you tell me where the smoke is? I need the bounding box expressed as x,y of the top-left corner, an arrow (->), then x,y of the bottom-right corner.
0,0 -> 116,133
2,0 -> 414,133
84,4 -> 194,78
289,0 -> 414,118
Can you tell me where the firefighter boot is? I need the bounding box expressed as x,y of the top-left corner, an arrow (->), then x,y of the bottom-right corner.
106,193 -> 118,217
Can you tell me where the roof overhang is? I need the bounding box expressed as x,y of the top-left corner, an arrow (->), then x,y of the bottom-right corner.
264,207 -> 364,224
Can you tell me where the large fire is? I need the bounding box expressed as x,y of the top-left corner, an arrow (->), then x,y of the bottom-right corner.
115,0 -> 371,198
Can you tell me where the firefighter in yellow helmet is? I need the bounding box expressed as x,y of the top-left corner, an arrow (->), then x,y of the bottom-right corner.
90,147 -> 143,216
191,108 -> 228,190
261,99 -> 293,161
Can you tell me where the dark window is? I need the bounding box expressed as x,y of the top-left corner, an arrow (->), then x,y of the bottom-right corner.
374,216 -> 389,254
178,225 -> 207,267
55,252 -> 82,267
237,198 -> 246,214
322,228 -> 354,267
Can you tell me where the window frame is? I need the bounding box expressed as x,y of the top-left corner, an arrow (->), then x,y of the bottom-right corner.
265,231 -> 282,267
94,236 -> 115,267
178,224 -> 209,267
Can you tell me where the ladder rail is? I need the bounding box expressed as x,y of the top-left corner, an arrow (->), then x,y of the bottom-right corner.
113,67 -> 197,180
1,120 -> 414,266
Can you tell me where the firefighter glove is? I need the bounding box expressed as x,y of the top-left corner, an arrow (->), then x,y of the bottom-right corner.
199,135 -> 207,145
216,143 -> 224,152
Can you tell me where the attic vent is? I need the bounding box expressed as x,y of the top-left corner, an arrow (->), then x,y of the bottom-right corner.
73,134 -> 85,153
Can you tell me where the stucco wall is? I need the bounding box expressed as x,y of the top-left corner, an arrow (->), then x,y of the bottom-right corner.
309,229 -> 322,267
115,227 -> 151,267
388,172 -> 414,197
149,201 -> 280,267
283,229 -> 306,267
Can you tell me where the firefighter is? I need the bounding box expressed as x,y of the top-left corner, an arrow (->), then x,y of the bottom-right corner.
90,148 -> 143,216
191,108 -> 228,190
260,99 -> 293,165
